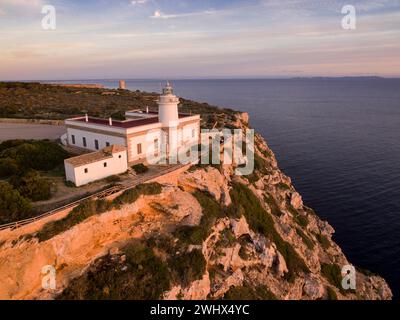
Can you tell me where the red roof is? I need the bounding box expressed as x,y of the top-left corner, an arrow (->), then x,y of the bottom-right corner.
71,114 -> 193,129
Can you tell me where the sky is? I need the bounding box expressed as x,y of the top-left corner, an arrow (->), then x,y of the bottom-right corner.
0,0 -> 400,80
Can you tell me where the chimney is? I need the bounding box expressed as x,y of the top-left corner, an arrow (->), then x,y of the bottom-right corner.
109,118 -> 113,126
146,106 -> 149,114
85,114 -> 88,122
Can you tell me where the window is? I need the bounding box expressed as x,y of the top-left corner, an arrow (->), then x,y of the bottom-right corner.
83,137 -> 87,147
106,142 -> 110,147
154,139 -> 159,155
71,135 -> 75,144
137,143 -> 142,154
119,155 -> 122,159
95,139 -> 99,150
84,168 -> 88,173
103,162 -> 107,167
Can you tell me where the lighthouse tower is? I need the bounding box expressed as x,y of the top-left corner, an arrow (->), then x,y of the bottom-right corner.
158,81 -> 179,128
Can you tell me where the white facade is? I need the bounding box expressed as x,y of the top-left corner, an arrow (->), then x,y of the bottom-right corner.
65,146 -> 128,187
67,127 -> 126,151
64,82 -> 201,165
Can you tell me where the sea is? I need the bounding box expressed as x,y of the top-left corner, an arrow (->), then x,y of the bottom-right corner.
54,78 -> 400,299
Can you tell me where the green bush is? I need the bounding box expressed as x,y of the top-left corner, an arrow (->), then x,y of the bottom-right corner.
168,249 -> 206,287
37,183 -> 162,242
174,190 -> 224,245
9,170 -> 51,201
113,182 -> 162,207
296,228 -> 314,250
37,199 -> 112,242
0,157 -> 19,177
0,181 -> 32,224
223,283 -> 277,300
58,241 -> 170,300
326,286 -> 338,300
321,263 -> 343,292
316,233 -> 331,249
0,140 -> 69,171
132,163 -> 149,174
230,182 -> 309,282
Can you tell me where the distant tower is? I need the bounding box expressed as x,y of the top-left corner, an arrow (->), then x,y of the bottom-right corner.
119,80 -> 126,90
158,81 -> 179,127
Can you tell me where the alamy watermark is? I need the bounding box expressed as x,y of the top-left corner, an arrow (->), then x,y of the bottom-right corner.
341,264 -> 356,290
144,127 -> 255,176
41,265 -> 56,290
341,5 -> 356,30
41,5 -> 56,30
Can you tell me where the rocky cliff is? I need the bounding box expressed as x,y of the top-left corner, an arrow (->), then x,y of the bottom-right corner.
0,113 -> 392,300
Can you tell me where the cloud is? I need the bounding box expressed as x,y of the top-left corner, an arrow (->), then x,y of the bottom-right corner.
150,9 -> 216,19
0,0 -> 43,6
131,0 -> 147,5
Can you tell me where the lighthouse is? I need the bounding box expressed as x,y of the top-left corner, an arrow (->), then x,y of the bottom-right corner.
158,81 -> 179,128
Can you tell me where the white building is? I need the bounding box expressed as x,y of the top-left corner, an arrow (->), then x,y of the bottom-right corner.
64,145 -> 128,187
64,82 -> 200,164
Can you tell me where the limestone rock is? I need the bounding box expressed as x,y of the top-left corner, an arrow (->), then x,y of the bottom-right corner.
303,275 -> 324,299
290,192 -> 303,210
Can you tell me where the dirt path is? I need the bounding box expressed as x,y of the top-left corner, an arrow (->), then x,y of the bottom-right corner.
0,123 -> 66,141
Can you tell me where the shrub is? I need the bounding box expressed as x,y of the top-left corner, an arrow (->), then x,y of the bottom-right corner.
326,286 -> 338,300
58,241 -> 170,300
223,283 -> 277,300
9,170 -> 51,201
132,163 -> 149,174
0,157 -> 19,177
37,199 -> 112,242
321,263 -> 343,292
113,182 -> 162,207
38,183 -> 162,242
230,182 -> 309,282
105,175 -> 121,183
316,233 -> 331,249
174,190 -> 224,245
296,228 -> 314,250
0,140 -> 69,171
263,193 -> 283,217
168,249 -> 206,287
0,181 -> 32,224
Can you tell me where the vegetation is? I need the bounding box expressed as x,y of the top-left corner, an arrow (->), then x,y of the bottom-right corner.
296,228 -> 314,250
58,241 -> 170,300
316,233 -> 331,249
263,193 -> 283,217
174,190 -> 224,245
321,263 -> 343,292
36,183 -> 162,242
0,82 -> 237,125
246,152 -> 271,183
132,163 -> 149,174
0,139 -> 70,222
0,157 -> 19,178
0,139 -> 69,171
9,170 -> 51,201
168,249 -> 206,287
223,283 -> 277,300
229,182 -> 309,282
113,182 -> 162,207
0,181 -> 32,224
326,286 -> 338,300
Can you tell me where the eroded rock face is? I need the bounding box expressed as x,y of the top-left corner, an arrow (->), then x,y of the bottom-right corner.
290,193 -> 303,210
